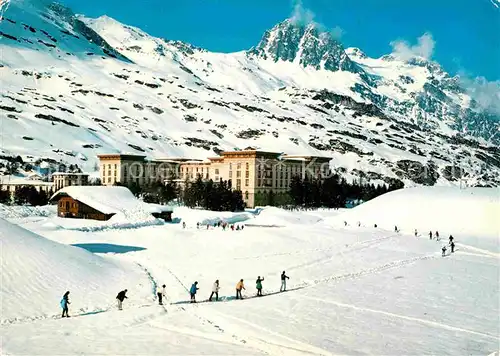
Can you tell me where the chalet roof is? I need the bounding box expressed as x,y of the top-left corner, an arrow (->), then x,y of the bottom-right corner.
50,186 -> 173,215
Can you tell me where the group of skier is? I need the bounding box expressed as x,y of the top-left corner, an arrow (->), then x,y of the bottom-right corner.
189,271 -> 290,303
182,221 -> 245,231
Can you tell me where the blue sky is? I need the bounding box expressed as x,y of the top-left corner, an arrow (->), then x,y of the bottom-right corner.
61,0 -> 499,80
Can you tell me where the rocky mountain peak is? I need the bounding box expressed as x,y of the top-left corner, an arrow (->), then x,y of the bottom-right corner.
247,18 -> 360,73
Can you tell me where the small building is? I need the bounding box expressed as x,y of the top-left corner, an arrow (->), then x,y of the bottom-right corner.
50,186 -> 173,221
0,177 -> 54,193
52,172 -> 89,191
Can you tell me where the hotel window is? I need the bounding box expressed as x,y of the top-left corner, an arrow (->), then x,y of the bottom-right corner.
107,177 -> 111,183
236,171 -> 241,178
245,171 -> 249,178
237,163 -> 241,170
245,179 -> 249,187
246,162 -> 249,170
245,191 -> 249,200
229,163 -> 232,170
229,171 -> 232,177
215,168 -> 219,174
236,179 -> 241,190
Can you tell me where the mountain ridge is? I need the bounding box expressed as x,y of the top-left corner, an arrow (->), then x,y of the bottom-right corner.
0,0 -> 499,187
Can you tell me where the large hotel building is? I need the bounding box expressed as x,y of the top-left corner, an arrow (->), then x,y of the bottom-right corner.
98,150 -> 331,208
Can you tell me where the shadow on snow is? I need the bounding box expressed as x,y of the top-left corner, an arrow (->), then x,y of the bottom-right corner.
171,286 -> 305,305
72,243 -> 147,254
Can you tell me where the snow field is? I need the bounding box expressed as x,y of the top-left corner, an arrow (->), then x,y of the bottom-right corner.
0,187 -> 499,354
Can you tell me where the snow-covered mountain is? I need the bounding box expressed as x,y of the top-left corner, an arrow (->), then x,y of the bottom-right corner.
1,0 -> 499,186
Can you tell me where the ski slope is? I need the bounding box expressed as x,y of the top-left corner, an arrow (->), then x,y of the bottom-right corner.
0,187 -> 499,355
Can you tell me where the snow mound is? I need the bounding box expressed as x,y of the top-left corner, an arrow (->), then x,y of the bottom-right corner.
330,187 -> 500,239
0,218 -> 151,323
51,186 -> 169,223
172,207 -> 252,227
0,204 -> 56,219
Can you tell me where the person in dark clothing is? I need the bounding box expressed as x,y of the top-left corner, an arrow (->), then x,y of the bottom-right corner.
435,231 -> 440,240
157,285 -> 165,305
116,289 -> 128,310
190,282 -> 199,303
429,231 -> 433,240
449,235 -> 454,244
450,241 -> 455,253
256,276 -> 265,296
60,291 -> 70,317
394,225 -> 398,233
374,224 -> 377,228
280,271 -> 289,292
441,245 -> 447,257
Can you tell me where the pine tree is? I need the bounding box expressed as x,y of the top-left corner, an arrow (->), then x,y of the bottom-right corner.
0,189 -> 11,204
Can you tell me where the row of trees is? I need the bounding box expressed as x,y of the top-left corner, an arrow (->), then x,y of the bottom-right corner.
182,177 -> 245,211
0,186 -> 52,206
252,174 -> 404,209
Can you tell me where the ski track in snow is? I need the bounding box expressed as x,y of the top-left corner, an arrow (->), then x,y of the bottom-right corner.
286,233 -> 402,272
298,296 -> 500,341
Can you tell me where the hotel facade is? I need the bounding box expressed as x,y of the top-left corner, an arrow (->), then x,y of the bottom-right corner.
98,150 -> 331,208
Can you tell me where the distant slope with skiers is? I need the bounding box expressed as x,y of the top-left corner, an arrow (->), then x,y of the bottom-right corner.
330,187 -> 499,247
0,217 -> 151,322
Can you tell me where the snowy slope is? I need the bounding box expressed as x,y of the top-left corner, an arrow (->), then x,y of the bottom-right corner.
330,187 -> 500,239
0,0 -> 499,187
0,217 -> 151,322
1,187 -> 498,354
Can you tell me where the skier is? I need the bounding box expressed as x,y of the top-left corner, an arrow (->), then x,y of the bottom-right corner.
414,229 -> 418,237
236,225 -> 240,231
449,235 -> 454,244
374,224 -> 378,228
394,225 -> 398,233
190,282 -> 199,303
182,221 -> 186,229
256,276 -> 265,296
231,225 -> 235,231
357,221 -> 361,227
196,222 -> 200,229
450,241 -> 455,253
60,291 -> 70,318
280,271 -> 290,292
206,224 -> 209,230
116,289 -> 128,310
209,280 -> 220,302
157,284 -> 166,305
441,245 -> 447,257
344,221 -> 347,227
236,279 -> 245,300
435,231 -> 440,240
429,231 -> 433,240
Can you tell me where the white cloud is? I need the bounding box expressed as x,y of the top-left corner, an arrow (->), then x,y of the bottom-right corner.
331,26 -> 344,40
289,0 -> 344,39
390,32 -> 435,60
290,0 -> 315,25
462,76 -> 500,115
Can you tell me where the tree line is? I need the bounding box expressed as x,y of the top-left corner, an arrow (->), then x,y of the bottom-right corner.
0,186 -> 53,206
120,176 -> 245,212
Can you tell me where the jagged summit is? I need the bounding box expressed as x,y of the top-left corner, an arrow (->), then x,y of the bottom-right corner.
247,18 -> 360,73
